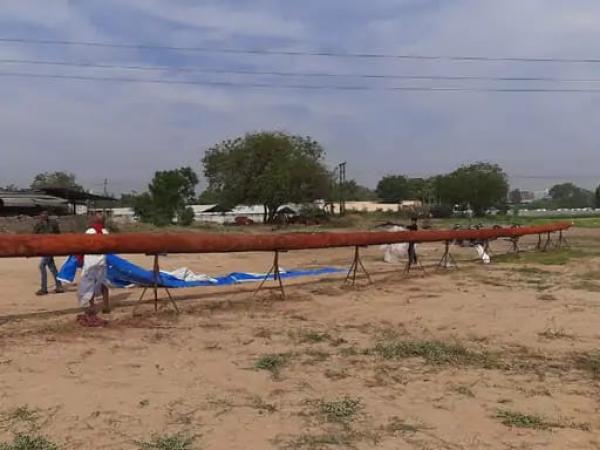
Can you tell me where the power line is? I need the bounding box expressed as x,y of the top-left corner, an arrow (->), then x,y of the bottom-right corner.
5,70 -> 600,93
2,36 -> 600,64
4,58 -> 600,83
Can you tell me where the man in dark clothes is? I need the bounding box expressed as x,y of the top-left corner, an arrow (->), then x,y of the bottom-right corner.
406,217 -> 418,265
33,211 -> 64,295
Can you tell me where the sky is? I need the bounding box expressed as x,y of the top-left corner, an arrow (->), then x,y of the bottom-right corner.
1,0 -> 600,195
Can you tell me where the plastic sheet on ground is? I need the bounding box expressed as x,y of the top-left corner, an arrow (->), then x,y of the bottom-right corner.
58,255 -> 344,289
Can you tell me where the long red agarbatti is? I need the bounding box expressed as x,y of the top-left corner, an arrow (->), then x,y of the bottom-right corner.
0,222 -> 571,258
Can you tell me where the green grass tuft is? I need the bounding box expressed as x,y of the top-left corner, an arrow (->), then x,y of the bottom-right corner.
371,339 -> 499,368
319,397 -> 362,424
255,353 -> 291,377
137,433 -> 194,450
0,434 -> 60,450
496,410 -> 555,430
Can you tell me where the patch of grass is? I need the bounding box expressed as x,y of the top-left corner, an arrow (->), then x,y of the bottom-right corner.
1,406 -> 40,433
255,353 -> 291,377
574,351 -> 600,379
137,433 -> 194,450
324,369 -> 349,380
277,432 -> 354,450
384,417 -> 425,434
249,397 -> 277,414
453,385 -> 475,397
496,410 -> 556,430
370,339 -> 500,368
319,397 -> 362,424
513,266 -> 552,276
0,434 -> 60,450
303,350 -> 330,364
572,280 -> 600,292
538,328 -> 573,340
538,293 -> 558,302
339,346 -> 362,357
497,249 -> 591,266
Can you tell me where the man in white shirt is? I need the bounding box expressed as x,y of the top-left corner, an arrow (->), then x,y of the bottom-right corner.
77,214 -> 110,326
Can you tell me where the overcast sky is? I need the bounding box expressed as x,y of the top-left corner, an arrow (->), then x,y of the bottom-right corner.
1,0 -> 600,194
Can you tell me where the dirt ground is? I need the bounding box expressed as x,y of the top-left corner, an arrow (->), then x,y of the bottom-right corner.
1,228 -> 600,449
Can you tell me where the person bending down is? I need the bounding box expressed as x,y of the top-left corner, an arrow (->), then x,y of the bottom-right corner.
77,214 -> 110,326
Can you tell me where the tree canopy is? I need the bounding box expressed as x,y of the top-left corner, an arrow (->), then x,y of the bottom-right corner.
548,182 -> 593,208
596,184 -> 600,208
331,180 -> 377,202
202,131 -> 330,222
434,163 -> 509,216
133,167 -> 198,226
31,171 -> 83,191
509,189 -> 522,205
375,175 -> 410,203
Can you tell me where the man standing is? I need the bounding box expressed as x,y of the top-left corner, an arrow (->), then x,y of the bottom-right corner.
77,214 -> 110,326
406,217 -> 419,266
34,211 -> 64,295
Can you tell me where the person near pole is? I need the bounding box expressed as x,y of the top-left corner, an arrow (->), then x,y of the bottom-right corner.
406,217 -> 419,265
76,214 -> 110,326
34,211 -> 64,296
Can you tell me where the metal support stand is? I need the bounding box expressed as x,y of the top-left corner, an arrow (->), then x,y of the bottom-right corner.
254,250 -> 286,299
557,231 -> 569,249
344,246 -> 372,286
542,232 -> 553,252
536,234 -> 543,250
134,254 -> 179,314
437,241 -> 458,270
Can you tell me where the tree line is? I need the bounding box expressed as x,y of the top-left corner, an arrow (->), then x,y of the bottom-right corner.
3,131 -> 600,225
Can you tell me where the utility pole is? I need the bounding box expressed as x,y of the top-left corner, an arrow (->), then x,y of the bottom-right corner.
338,162 -> 347,215
103,178 -> 108,197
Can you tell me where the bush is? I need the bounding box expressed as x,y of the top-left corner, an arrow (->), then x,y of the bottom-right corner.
177,207 -> 195,226
429,204 -> 453,218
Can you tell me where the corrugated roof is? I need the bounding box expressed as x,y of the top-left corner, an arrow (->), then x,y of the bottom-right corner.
0,191 -> 68,208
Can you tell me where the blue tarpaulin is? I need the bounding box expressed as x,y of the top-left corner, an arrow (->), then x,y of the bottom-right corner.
58,255 -> 344,289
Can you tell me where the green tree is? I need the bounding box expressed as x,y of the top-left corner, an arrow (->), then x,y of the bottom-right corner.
31,171 -> 83,191
509,189 -> 522,205
134,167 -> 199,226
331,180 -> 377,202
196,189 -> 221,204
596,184 -> 600,208
0,184 -> 21,191
202,131 -> 330,222
549,182 -> 593,208
434,163 -> 509,216
375,175 -> 410,203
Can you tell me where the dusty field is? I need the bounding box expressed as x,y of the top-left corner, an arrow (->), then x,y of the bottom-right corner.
1,228 -> 600,449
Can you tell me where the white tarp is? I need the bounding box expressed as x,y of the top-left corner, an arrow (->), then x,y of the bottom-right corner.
380,225 -> 409,263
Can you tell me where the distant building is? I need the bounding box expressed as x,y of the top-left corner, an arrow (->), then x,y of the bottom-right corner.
0,188 -> 116,217
331,200 -> 422,214
520,191 -> 535,204
0,190 -> 67,216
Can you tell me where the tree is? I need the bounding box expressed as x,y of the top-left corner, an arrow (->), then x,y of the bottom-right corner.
331,180 -> 377,202
375,175 -> 410,203
509,189 -> 522,205
31,171 -> 83,191
596,184 -> 600,208
549,182 -> 593,208
434,163 -> 509,216
0,184 -> 21,191
134,167 -> 199,226
196,189 -> 220,204
202,131 -> 331,222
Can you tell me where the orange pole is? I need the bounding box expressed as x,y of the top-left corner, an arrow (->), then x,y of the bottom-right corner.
0,222 -> 571,258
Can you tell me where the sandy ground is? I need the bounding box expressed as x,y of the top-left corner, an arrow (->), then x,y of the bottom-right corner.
0,228 -> 600,449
